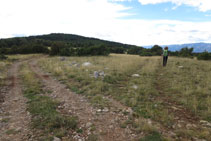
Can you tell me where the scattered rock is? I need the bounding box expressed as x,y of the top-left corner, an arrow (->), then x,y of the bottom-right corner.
109,125 -> 114,129
192,137 -> 206,141
200,120 -> 211,127
147,119 -> 152,125
102,107 -> 109,112
132,74 -> 140,77
82,62 -> 92,67
186,124 -> 193,129
13,98 -> 19,102
53,137 -> 61,141
86,122 -> 92,128
58,105 -> 63,109
169,131 -> 176,138
177,123 -> 182,128
172,106 -> 179,110
93,71 -> 105,78
125,108 -> 133,115
99,71 -> 105,76
69,61 -> 80,67
60,57 -> 66,61
97,109 -> 102,112
132,85 -> 138,90
94,71 -> 99,78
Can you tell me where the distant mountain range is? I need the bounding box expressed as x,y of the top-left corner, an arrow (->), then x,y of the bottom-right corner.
144,43 -> 211,52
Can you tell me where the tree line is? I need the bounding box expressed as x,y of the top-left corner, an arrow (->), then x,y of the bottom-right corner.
0,33 -> 211,60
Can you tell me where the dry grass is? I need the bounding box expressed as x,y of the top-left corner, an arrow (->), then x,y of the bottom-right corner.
39,54 -> 211,140
162,57 -> 211,121
0,54 -> 38,86
19,63 -> 78,140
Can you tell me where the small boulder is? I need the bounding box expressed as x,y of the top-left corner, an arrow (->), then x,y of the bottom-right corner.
60,57 -> 65,61
132,74 -> 140,77
97,109 -> 102,112
82,62 -> 92,67
132,85 -> 138,90
53,137 -> 61,141
99,71 -> 105,77
86,122 -> 92,128
200,120 -> 211,127
94,71 -> 99,78
103,107 -> 109,112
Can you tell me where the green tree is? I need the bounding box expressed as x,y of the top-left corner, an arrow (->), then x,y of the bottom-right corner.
151,45 -> 163,55
197,51 -> 211,60
179,47 -> 194,58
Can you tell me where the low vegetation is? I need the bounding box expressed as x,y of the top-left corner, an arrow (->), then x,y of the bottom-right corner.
19,63 -> 78,140
38,54 -> 211,140
0,54 -> 37,87
197,51 -> 211,60
162,57 -> 211,121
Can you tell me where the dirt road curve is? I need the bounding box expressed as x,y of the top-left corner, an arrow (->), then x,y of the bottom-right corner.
0,61 -> 32,141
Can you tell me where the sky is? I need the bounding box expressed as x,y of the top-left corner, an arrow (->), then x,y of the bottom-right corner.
0,0 -> 211,46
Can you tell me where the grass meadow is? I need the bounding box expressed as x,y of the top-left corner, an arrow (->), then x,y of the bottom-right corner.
39,54 -> 211,140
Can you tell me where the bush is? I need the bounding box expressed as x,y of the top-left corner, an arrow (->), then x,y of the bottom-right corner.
197,51 -> 211,60
140,51 -> 153,56
179,47 -> 193,58
0,54 -> 7,60
76,45 -> 109,56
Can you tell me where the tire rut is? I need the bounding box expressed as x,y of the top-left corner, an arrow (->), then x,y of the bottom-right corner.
0,61 -> 32,141
28,58 -> 139,141
155,68 -> 199,125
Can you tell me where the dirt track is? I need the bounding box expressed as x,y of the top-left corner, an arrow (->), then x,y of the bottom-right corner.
28,58 -> 140,141
0,61 -> 32,141
0,56 -> 210,141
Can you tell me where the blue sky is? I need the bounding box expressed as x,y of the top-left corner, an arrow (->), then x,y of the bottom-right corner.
116,1 -> 211,21
0,0 -> 211,46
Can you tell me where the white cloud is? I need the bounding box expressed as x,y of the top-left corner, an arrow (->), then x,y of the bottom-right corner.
138,0 -> 211,12
0,0 -> 211,46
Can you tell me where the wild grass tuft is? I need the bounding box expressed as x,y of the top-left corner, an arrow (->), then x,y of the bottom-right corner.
20,63 -> 77,139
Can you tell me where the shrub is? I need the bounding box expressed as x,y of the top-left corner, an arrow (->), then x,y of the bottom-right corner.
197,51 -> 211,60
0,53 -> 7,60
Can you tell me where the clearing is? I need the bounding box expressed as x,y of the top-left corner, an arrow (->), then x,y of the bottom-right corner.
0,54 -> 211,141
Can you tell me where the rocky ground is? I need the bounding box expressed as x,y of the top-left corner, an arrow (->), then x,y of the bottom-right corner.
0,56 -> 210,141
0,61 -> 32,141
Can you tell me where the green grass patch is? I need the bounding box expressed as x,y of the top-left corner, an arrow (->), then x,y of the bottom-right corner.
6,129 -> 20,135
20,64 -> 78,139
140,131 -> 163,141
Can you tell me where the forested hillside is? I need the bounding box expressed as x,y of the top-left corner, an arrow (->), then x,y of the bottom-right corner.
0,33 -> 143,56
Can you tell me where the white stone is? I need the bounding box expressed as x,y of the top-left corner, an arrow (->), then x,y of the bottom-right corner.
99,71 -> 105,76
132,74 -> 140,77
86,122 -> 92,128
103,108 -> 109,112
82,62 -> 92,67
132,85 -> 138,90
53,137 -> 61,141
97,109 -> 102,112
94,71 -> 99,78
